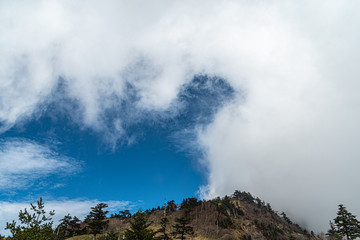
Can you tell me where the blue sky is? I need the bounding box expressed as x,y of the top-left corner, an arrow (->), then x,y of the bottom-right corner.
0,75 -> 233,208
0,74 -> 235,234
1,0 -> 360,234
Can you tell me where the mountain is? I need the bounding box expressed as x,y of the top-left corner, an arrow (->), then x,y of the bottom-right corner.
68,190 -> 323,240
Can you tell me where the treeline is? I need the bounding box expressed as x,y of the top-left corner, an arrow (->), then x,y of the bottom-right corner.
0,191 -> 289,240
1,190 -> 359,240
0,197 -> 201,240
1,198 -> 111,240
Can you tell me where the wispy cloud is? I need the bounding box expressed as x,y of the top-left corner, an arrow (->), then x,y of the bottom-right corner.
0,138 -> 80,190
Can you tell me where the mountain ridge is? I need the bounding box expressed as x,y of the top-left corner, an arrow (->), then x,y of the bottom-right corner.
68,190 -> 322,240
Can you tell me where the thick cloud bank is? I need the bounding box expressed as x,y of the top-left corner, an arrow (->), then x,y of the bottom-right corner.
1,0 -> 360,232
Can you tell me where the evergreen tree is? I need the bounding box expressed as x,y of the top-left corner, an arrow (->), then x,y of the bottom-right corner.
232,190 -> 254,204
172,217 -> 194,240
111,210 -> 131,220
327,221 -> 342,240
58,214 -> 82,238
156,217 -> 170,240
104,230 -> 118,240
327,204 -> 360,240
5,198 -> 62,240
85,203 -> 109,240
57,214 -> 72,238
180,198 -> 200,211
124,211 -> 155,240
233,190 -> 242,200
69,216 -> 83,236
280,212 -> 292,224
266,203 -> 273,213
166,200 -> 177,214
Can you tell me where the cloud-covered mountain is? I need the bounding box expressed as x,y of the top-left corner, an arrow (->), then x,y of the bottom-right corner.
1,0 -> 360,232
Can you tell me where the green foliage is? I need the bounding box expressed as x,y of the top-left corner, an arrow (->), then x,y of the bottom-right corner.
280,212 -> 292,225
220,196 -> 232,213
166,200 -> 177,214
85,203 -> 109,240
179,198 -> 200,212
217,216 -> 233,229
5,197 -> 62,240
172,217 -> 193,240
211,195 -> 245,229
58,214 -> 83,238
155,217 -> 170,240
254,220 -> 283,240
111,210 -> 131,220
124,211 -> 155,240
302,229 -> 311,237
232,191 -> 254,204
327,221 -> 342,240
266,203 -> 274,214
180,198 -> 200,217
98,230 -> 118,240
327,204 -> 360,240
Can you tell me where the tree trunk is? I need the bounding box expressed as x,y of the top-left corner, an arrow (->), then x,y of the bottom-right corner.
93,234 -> 96,240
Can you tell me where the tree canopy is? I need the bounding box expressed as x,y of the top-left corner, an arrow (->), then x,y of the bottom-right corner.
156,217 -> 170,240
58,214 -> 83,238
5,198 -> 61,240
172,216 -> 194,240
85,203 -> 109,240
124,211 -> 155,240
327,204 -> 360,240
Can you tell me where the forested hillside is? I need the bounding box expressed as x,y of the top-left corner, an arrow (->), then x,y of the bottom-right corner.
2,190 -> 337,240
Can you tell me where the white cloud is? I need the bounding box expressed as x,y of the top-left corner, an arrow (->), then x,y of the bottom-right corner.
0,198 -> 132,236
1,0 -> 360,232
0,139 -> 80,190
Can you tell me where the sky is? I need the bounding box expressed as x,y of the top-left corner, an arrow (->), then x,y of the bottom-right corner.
1,0 -> 360,235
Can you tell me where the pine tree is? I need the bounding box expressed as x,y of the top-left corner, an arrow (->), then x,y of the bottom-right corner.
69,216 -> 83,236
327,221 -> 342,240
124,211 -> 155,240
85,203 -> 109,240
172,217 -> 194,240
5,198 -> 62,240
327,204 -> 360,240
156,217 -> 170,240
180,198 -> 200,211
104,230 -> 118,240
58,214 -> 82,238
166,200 -> 177,214
280,212 -> 292,224
57,214 -> 72,238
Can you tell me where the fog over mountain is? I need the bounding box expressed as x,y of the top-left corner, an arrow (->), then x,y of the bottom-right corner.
1,0 -> 360,232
